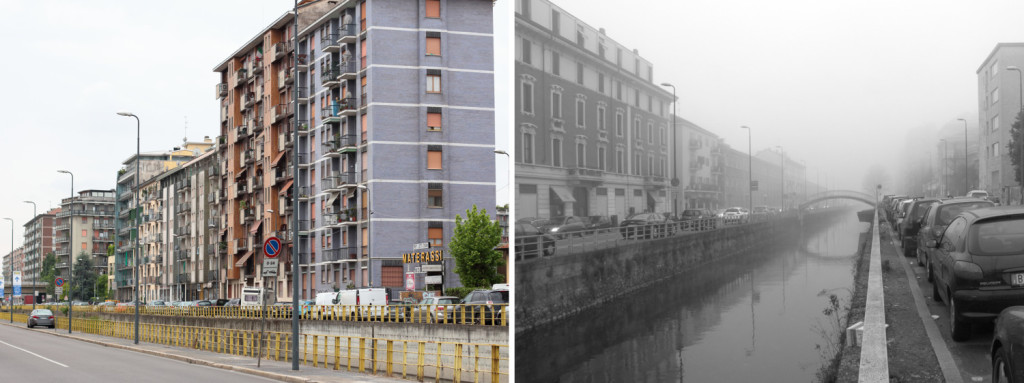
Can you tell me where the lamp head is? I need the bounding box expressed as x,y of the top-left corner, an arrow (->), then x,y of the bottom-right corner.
117,112 -> 135,117
660,82 -> 672,87
740,125 -> 750,130
57,170 -> 70,174
494,149 -> 508,155
1008,66 -> 1021,71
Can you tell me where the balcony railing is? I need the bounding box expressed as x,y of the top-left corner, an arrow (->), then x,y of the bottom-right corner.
216,83 -> 228,98
321,33 -> 341,52
320,66 -> 341,85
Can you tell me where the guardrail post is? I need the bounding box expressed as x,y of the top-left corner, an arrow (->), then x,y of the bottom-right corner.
312,335 -> 320,367
347,337 -> 353,371
334,336 -> 341,370
453,343 -> 462,383
417,341 -> 425,381
386,340 -> 394,376
402,341 -> 409,379
491,345 -> 500,383
358,338 -> 366,372
276,333 -> 282,361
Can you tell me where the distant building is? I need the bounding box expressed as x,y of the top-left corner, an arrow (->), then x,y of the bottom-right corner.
977,43 -> 1024,202
515,0 -> 674,223
2,246 -> 25,285
56,190 -> 116,280
22,207 -> 59,287
676,117 -> 724,210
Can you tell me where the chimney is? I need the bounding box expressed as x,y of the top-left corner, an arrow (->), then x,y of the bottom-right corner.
599,28 -> 606,35
204,136 -> 212,143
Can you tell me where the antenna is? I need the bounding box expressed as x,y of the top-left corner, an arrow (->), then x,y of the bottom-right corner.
183,115 -> 189,144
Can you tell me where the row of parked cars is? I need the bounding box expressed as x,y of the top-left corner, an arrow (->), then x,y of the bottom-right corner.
883,192 -> 1024,381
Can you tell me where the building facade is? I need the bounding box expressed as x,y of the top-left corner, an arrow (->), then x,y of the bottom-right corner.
978,43 -> 1024,203
515,0 -> 673,224
677,117 -> 724,210
22,207 -> 58,287
55,190 -> 116,280
2,246 -> 25,285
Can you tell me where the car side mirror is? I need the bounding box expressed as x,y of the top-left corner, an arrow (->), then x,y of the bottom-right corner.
332,298 -> 339,304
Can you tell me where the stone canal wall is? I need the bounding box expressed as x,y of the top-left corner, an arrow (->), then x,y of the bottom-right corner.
515,209 -> 847,334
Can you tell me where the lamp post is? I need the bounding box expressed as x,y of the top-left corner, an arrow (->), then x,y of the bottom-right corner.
22,201 -> 35,310
117,111 -> 141,345
4,217 -> 12,323
940,139 -> 948,196
775,146 -> 784,210
57,169 -> 73,334
958,118 -> 969,196
494,149 -> 511,204
356,184 -> 371,287
1008,66 -> 1024,205
660,83 -> 679,216
740,126 -> 752,212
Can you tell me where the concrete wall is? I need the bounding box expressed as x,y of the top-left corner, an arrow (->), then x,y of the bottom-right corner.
515,210 -> 844,333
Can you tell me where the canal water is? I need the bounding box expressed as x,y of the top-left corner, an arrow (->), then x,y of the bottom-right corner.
518,209 -> 869,382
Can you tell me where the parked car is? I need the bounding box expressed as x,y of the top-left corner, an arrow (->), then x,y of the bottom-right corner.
894,198 -> 918,240
27,309 -> 55,329
917,198 -> 995,273
223,298 -> 241,307
461,289 -> 509,325
584,215 -> 614,231
514,222 -> 556,259
752,206 -> 769,216
533,216 -> 587,239
678,209 -> 709,221
992,306 -> 1024,382
147,300 -> 166,307
899,198 -> 939,257
927,206 -> 1024,341
417,295 -> 460,323
967,190 -> 990,200
619,212 -> 671,239
722,207 -> 748,224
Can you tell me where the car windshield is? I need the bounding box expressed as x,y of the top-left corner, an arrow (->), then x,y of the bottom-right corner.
487,291 -> 509,303
969,217 -> 1024,256
31,309 -> 52,315
682,210 -> 701,216
970,192 -> 988,198
725,208 -> 740,213
938,202 -> 995,225
438,298 -> 457,304
910,201 -> 938,221
531,219 -> 556,226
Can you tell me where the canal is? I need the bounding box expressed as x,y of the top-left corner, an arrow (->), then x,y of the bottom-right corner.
518,208 -> 869,382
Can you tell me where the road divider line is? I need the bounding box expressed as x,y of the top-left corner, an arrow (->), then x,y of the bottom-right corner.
0,339 -> 69,367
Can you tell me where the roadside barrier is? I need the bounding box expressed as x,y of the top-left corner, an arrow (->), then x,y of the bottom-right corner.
9,303 -> 508,326
9,312 -> 508,382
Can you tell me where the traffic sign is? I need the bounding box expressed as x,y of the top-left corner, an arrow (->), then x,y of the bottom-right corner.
261,259 -> 278,277
55,278 -> 65,287
55,286 -> 63,299
13,271 -> 20,297
264,237 -> 281,258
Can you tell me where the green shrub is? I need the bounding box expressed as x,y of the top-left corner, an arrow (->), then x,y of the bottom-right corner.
444,287 -> 488,300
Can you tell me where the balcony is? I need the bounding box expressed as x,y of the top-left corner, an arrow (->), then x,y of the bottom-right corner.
56,235 -> 69,243
275,167 -> 293,183
278,69 -> 293,90
235,238 -> 249,253
689,140 -> 702,149
235,126 -> 249,142
321,33 -> 341,52
567,167 -> 604,183
339,24 -> 356,43
216,83 -> 228,98
644,175 -> 666,185
339,61 -> 358,80
242,208 -> 255,222
338,134 -> 357,152
321,65 -> 341,87
295,87 -> 309,102
278,131 -> 294,151
296,53 -> 309,69
118,190 -> 132,201
271,41 -> 289,61
272,103 -> 292,122
236,182 -> 248,195
297,120 -> 311,135
242,149 -> 254,165
251,59 -> 262,75
235,69 -> 246,85
250,116 -> 264,134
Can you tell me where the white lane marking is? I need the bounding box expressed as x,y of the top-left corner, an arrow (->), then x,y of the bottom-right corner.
0,339 -> 69,367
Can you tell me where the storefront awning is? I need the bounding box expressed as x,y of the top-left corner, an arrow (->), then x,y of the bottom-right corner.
550,186 -> 576,203
278,179 -> 293,195
235,249 -> 254,267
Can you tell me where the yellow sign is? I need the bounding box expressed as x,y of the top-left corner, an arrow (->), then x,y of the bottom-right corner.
403,250 -> 443,263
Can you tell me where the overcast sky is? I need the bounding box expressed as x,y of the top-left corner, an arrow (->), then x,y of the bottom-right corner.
0,0 -> 509,252
551,0 -> 1023,193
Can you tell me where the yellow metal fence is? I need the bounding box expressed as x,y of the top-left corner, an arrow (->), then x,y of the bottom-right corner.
10,304 -> 508,326
9,312 -> 508,382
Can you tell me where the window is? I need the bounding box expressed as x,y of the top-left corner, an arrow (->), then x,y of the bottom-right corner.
360,39 -> 367,68
576,62 -> 584,84
993,142 -> 1000,157
427,107 -> 442,131
598,73 -> 604,93
551,10 -> 560,34
661,157 -> 667,176
576,99 -> 585,128
992,88 -> 999,105
615,81 -> 621,100
521,81 -> 534,114
616,112 -> 623,137
616,48 -> 622,66
520,0 -> 530,18
426,70 -> 442,93
82,229 -> 87,237
426,0 -> 440,18
428,226 -> 443,247
598,44 -> 605,59
551,51 -> 560,75
520,38 -> 530,64
522,132 -> 534,164
634,90 -> 640,107
426,32 -> 441,56
598,147 -> 606,171
427,184 -> 443,208
82,242 -> 87,250
597,107 -> 606,131
993,115 -> 1000,131
647,123 -> 653,144
616,149 -> 624,173
427,145 -> 442,169
576,142 -> 586,167
634,153 -> 641,175
633,118 -> 640,140
551,91 -> 561,119
992,61 -> 999,78
576,28 -> 584,46
552,137 -> 562,167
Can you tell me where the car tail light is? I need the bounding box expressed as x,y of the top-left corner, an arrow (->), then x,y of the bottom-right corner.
486,300 -> 493,305
31,316 -> 38,319
954,261 -> 984,281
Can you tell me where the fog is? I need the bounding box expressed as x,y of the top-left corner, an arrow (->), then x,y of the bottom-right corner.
549,0 -> 1024,194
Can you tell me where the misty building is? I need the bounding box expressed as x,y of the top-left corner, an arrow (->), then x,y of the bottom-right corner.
676,117 -> 724,210
515,0 -> 673,221
977,43 -> 1024,202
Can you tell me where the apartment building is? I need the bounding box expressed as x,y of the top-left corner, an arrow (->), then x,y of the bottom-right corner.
754,149 -> 808,209
22,207 -> 59,287
515,0 -> 674,223
676,117 -> 724,211
55,190 -> 116,280
114,141 -> 214,301
283,0 -> 495,297
977,43 -> 1024,203
2,246 -> 25,284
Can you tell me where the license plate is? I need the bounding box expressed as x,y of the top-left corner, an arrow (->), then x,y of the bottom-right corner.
1013,273 -> 1024,287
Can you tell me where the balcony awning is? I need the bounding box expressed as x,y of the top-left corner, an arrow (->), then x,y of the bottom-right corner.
278,179 -> 294,195
235,167 -> 247,179
327,193 -> 339,206
235,249 -> 255,267
250,220 -> 262,234
549,186 -> 576,203
272,151 -> 287,165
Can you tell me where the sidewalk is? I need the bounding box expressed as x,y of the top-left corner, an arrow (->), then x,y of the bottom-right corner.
1,321 -> 408,383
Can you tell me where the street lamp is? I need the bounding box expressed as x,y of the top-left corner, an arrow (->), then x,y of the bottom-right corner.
4,217 -> 12,323
117,111 -> 141,345
940,139 -> 949,197
740,126 -> 752,212
958,118 -> 969,196
1007,66 -> 1024,204
494,149 -> 511,204
356,184 -> 371,287
775,146 -> 784,210
57,169 -> 73,334
660,83 -> 679,216
22,200 -> 35,310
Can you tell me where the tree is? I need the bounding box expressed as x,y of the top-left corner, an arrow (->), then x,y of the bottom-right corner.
1009,109 -> 1024,203
449,205 -> 505,287
39,252 -> 56,299
94,274 -> 109,301
70,251 -> 97,302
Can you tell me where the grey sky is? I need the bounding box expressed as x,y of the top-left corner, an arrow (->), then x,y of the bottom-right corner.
551,0 -> 1023,192
0,0 -> 509,251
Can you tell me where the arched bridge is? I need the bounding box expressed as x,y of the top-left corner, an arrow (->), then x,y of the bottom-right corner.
798,190 -> 876,211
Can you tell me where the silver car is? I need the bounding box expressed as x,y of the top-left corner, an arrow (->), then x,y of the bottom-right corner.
28,309 -> 55,328
417,296 -> 460,322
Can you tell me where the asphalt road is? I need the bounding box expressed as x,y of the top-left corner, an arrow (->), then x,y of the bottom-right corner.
0,324 -> 278,382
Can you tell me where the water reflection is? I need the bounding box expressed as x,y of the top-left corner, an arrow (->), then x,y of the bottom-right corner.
517,210 -> 868,382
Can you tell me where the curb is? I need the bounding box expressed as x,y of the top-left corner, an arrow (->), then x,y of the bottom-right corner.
0,321 -> 313,383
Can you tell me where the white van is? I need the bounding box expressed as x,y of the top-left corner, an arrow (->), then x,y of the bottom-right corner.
311,288 -> 391,319
967,190 -> 989,200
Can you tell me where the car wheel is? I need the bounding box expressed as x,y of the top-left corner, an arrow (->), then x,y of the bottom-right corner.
931,278 -> 941,302
926,260 -> 934,283
27,323 -> 32,328
993,346 -> 1011,383
950,296 -> 971,342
